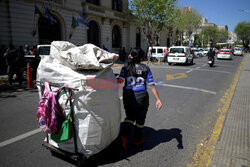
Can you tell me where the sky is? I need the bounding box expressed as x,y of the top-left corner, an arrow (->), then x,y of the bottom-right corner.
177,0 -> 250,32
128,0 -> 250,32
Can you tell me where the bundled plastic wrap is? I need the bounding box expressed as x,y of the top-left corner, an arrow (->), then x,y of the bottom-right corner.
36,41 -> 121,157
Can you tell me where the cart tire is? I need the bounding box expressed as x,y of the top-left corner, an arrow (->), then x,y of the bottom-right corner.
77,155 -> 86,167
50,150 -> 57,156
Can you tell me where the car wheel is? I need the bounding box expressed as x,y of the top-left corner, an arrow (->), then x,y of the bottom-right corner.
168,63 -> 172,66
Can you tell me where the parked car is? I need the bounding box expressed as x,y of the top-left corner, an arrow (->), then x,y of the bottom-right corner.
148,46 -> 167,62
203,48 -> 209,56
233,47 -> 243,56
168,46 -> 193,65
198,48 -> 206,56
192,48 -> 202,58
217,49 -> 232,60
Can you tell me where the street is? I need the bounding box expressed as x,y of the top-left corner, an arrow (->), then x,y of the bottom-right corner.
0,55 -> 244,167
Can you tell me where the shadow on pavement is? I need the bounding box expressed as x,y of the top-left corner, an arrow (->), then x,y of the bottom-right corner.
0,82 -> 37,97
85,126 -> 183,167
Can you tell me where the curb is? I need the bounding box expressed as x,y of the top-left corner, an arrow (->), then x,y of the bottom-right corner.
193,55 -> 246,167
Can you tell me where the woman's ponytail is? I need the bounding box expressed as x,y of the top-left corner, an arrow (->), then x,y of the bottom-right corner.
125,49 -> 140,76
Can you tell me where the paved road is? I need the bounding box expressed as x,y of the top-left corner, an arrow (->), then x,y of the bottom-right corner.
0,55 -> 243,167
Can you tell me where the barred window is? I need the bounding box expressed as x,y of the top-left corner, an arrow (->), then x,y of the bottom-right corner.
87,21 -> 100,47
87,0 -> 100,5
112,0 -> 122,12
112,25 -> 121,48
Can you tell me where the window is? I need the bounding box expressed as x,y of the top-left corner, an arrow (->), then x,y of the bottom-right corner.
112,0 -> 123,12
112,25 -> 121,48
157,49 -> 163,53
87,21 -> 100,47
87,0 -> 100,5
136,28 -> 141,48
38,15 -> 61,44
170,48 -> 184,53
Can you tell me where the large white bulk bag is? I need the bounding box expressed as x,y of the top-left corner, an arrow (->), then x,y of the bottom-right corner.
36,41 -> 121,157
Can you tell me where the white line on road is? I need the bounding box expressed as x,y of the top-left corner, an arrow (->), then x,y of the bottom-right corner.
149,65 -> 192,70
156,83 -> 217,95
196,69 -> 232,74
186,66 -> 201,73
0,128 -> 41,148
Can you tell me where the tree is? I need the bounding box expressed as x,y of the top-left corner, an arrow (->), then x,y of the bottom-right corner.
217,29 -> 228,43
199,26 -> 218,46
129,0 -> 177,47
234,21 -> 250,48
178,9 -> 202,43
197,26 -> 228,47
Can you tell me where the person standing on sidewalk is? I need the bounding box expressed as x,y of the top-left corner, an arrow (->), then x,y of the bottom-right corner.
4,43 -> 22,86
147,47 -> 152,65
118,49 -> 162,149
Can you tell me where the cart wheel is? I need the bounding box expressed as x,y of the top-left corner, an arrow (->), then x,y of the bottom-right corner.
77,155 -> 86,167
50,150 -> 57,156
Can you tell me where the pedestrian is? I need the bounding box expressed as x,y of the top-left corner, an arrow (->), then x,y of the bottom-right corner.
23,44 -> 30,55
4,43 -> 22,86
0,45 -> 7,74
147,47 -> 152,65
118,49 -> 162,149
29,45 -> 37,55
163,47 -> 168,64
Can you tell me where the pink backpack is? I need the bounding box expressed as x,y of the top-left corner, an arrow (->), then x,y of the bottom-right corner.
37,82 -> 67,134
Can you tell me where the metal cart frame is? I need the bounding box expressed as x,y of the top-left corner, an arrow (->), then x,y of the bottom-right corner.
37,81 -> 87,166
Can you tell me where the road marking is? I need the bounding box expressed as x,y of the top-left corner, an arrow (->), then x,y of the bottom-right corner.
149,65 -> 192,70
195,55 -> 246,167
156,83 -> 216,95
166,73 -> 187,80
196,69 -> 232,74
186,66 -> 201,73
0,128 -> 41,148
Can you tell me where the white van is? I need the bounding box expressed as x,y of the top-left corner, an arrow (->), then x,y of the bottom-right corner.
148,46 -> 167,62
168,46 -> 193,65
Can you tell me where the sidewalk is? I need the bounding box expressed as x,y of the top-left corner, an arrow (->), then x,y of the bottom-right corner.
209,54 -> 250,167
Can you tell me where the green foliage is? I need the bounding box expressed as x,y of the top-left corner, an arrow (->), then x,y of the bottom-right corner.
234,21 -> 250,47
217,29 -> 228,43
177,9 -> 202,41
197,26 -> 228,47
130,0 -> 177,46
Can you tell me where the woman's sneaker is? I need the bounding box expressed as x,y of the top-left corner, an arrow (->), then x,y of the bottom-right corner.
121,136 -> 127,150
134,137 -> 145,146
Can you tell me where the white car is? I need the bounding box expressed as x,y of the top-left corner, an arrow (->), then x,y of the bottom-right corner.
233,48 -> 243,56
203,48 -> 209,56
148,46 -> 167,62
193,48 -> 202,58
198,48 -> 206,56
36,45 -> 51,57
168,46 -> 193,65
217,49 -> 232,60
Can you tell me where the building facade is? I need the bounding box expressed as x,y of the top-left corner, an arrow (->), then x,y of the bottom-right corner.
1,0 -> 168,54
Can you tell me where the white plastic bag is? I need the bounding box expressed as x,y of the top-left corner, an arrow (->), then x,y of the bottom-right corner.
50,41 -> 118,70
36,41 -> 121,157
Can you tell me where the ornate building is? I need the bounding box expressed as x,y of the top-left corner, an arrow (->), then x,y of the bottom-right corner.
0,0 -> 164,53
